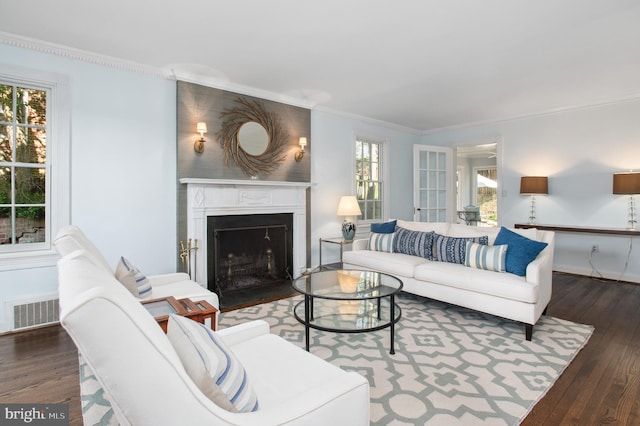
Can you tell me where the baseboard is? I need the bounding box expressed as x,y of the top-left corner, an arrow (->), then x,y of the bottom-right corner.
553,264 -> 640,284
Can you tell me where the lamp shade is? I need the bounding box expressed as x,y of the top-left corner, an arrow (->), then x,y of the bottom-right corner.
520,176 -> 548,195
299,137 -> 307,148
336,196 -> 362,217
613,172 -> 640,195
196,122 -> 207,134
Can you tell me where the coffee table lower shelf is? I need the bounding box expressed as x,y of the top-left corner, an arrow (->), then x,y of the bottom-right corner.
293,297 -> 401,354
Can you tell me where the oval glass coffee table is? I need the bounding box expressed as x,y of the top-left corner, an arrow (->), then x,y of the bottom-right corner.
292,269 -> 403,354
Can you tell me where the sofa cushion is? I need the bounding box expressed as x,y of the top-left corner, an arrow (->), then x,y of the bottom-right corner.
414,261 -> 538,303
465,241 -> 507,272
115,256 -> 153,299
167,315 -> 259,413
343,250 -> 427,278
447,223 -> 500,244
393,227 -> 435,259
370,220 -> 397,234
494,227 -> 548,277
433,234 -> 488,264
396,220 -> 449,235
368,232 -> 395,252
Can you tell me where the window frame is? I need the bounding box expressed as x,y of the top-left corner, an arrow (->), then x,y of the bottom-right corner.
0,64 -> 70,271
353,135 -> 389,225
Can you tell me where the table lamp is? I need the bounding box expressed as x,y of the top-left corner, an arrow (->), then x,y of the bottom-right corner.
613,172 -> 640,230
336,195 -> 362,241
520,176 -> 548,224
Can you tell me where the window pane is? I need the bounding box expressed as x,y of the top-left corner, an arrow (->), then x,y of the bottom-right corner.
16,127 -> 46,164
0,84 -> 13,122
15,167 -> 46,204
15,207 -> 45,244
428,152 -> 437,169
371,161 -> 379,181
0,124 -> 12,162
371,144 -> 379,163
0,166 -> 10,208
16,87 -> 47,126
438,152 -> 446,169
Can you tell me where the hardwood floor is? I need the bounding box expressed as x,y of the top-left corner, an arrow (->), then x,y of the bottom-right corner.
1,272 -> 639,425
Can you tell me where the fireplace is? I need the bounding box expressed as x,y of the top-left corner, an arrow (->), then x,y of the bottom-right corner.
208,213 -> 293,309
180,178 -> 310,309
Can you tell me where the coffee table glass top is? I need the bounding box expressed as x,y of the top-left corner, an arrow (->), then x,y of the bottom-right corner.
292,269 -> 402,300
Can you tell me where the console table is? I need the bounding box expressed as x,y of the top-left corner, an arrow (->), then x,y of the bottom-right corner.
514,224 -> 640,237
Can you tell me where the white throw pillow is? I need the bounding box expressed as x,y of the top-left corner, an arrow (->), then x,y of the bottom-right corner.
166,315 -> 259,413
465,241 -> 508,272
115,256 -> 152,299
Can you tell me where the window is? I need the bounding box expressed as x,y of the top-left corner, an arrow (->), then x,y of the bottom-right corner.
0,83 -> 47,248
0,65 -> 69,270
355,137 -> 384,222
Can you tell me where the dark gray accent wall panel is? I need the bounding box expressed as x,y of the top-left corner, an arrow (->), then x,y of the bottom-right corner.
176,81 -> 311,271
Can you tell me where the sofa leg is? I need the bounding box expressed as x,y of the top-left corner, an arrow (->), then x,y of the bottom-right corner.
525,324 -> 533,341
542,306 -> 548,316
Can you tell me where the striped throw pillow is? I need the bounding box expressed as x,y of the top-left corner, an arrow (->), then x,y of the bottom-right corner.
465,241 -> 508,272
167,315 -> 259,413
368,232 -> 395,252
433,234 -> 489,264
392,227 -> 435,259
115,256 -> 152,299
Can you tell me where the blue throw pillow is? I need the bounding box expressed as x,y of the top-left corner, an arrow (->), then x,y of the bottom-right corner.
393,227 -> 434,259
494,227 -> 548,277
433,234 -> 489,264
370,220 -> 397,234
368,232 -> 395,252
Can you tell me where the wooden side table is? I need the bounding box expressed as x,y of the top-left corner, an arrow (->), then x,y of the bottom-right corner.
141,296 -> 218,333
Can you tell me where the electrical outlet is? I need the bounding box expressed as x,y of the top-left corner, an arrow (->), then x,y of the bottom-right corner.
591,244 -> 599,253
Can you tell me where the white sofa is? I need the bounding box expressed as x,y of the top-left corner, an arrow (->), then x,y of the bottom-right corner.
343,220 -> 555,340
57,247 -> 370,425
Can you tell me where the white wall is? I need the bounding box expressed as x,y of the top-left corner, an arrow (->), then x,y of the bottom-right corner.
310,110 -> 420,267
0,45 -> 177,332
422,99 -> 640,283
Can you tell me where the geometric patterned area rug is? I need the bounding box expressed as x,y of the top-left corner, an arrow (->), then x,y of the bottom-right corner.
218,293 -> 593,425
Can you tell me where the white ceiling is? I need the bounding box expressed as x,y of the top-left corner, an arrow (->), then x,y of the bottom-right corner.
1,0 -> 639,133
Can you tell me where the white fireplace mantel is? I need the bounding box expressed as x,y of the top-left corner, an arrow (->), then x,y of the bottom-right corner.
180,178 -> 311,287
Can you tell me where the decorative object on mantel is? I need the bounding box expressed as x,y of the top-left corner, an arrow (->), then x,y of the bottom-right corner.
194,122 -> 207,153
295,137 -> 307,162
336,195 -> 362,241
217,98 -> 288,176
613,171 -> 640,230
520,176 -> 548,224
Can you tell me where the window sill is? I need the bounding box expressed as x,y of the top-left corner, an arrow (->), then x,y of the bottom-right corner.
0,249 -> 59,271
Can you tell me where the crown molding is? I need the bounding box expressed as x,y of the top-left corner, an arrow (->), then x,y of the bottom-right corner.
313,105 -> 423,136
421,92 -> 640,136
169,70 -> 316,110
0,32 -> 165,78
0,31 -> 316,110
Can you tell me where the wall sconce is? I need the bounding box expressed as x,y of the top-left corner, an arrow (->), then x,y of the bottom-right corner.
336,195 -> 362,241
520,176 -> 548,224
194,122 -> 207,153
613,171 -> 640,230
295,137 -> 307,162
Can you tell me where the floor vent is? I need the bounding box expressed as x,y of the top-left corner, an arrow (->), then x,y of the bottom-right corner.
11,297 -> 59,330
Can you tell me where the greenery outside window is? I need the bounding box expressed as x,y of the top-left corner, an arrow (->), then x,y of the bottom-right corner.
0,83 -> 47,248
355,137 -> 384,222
0,65 -> 70,270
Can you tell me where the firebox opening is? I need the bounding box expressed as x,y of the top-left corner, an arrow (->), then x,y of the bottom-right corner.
207,213 -> 295,310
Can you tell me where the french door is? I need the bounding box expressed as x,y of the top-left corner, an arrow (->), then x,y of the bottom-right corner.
413,145 -> 455,223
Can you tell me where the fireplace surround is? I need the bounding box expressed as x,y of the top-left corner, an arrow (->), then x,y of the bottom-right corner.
180,179 -> 310,307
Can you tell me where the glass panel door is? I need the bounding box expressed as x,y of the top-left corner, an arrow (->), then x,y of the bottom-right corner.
413,145 -> 454,222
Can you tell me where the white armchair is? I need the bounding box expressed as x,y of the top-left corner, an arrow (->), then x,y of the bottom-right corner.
57,241 -> 369,425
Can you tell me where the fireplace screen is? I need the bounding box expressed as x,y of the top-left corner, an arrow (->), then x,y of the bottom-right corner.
207,213 -> 293,305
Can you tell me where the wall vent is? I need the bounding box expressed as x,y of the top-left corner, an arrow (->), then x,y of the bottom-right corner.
9,296 -> 59,331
